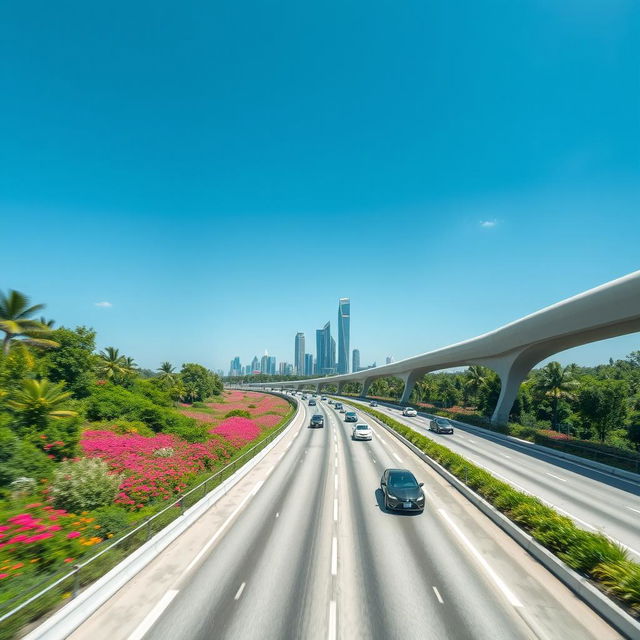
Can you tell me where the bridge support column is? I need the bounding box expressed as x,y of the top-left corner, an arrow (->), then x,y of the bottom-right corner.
337,381 -> 345,395
399,371 -> 422,404
360,377 -> 374,397
475,351 -> 539,426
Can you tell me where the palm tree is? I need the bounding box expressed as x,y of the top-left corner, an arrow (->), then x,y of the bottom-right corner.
158,361 -> 177,387
536,361 -> 579,429
0,290 -> 59,355
39,317 -> 56,328
97,347 -> 126,380
123,356 -> 137,371
465,366 -> 487,406
8,379 -> 78,428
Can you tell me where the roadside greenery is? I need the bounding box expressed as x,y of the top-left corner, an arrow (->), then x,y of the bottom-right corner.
0,289 -> 294,639
348,400 -> 640,614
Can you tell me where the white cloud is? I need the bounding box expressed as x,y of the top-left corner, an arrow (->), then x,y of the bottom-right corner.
480,220 -> 497,228
94,301 -> 113,308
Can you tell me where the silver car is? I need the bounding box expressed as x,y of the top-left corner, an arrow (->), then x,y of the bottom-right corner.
352,423 -> 373,441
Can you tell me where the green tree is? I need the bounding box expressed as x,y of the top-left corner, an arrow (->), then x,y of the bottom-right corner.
476,371 -> 501,417
180,363 -> 222,401
0,290 -> 59,355
464,366 -> 487,406
7,378 -> 78,431
158,362 -> 177,387
627,417 -> 640,451
97,346 -> 127,381
534,362 -> 579,429
578,379 -> 628,443
41,326 -> 97,397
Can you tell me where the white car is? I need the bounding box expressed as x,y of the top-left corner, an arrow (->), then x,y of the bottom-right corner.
402,407 -> 417,417
352,423 -> 373,441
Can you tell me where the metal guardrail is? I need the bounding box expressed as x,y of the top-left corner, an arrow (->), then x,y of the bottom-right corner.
0,393 -> 297,632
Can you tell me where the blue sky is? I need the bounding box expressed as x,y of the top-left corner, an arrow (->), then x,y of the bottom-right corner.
1,0 -> 638,372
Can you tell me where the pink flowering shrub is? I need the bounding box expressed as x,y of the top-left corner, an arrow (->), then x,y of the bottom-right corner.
0,504 -> 101,582
253,413 -> 284,428
211,417 -> 261,447
81,431 -> 234,509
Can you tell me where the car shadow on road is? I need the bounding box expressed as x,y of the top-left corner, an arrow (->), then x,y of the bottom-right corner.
374,488 -> 421,516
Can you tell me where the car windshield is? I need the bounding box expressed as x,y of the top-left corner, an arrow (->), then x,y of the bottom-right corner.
313,415 -> 322,420
388,472 -> 418,489
356,425 -> 369,430
437,419 -> 451,426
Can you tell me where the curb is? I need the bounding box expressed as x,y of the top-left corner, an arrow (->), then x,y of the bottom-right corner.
345,400 -> 640,640
24,394 -> 303,640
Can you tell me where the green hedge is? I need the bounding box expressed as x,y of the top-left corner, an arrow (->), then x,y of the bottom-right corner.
349,400 -> 640,614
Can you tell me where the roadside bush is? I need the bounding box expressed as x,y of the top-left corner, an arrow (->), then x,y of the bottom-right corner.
224,409 -> 251,419
192,401 -> 208,408
0,435 -> 54,489
93,504 -> 131,537
559,532 -> 628,574
593,561 -> 640,611
51,458 -> 122,512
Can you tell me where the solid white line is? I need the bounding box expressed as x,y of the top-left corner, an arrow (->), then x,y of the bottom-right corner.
626,506 -> 640,515
432,586 -> 444,604
546,472 -> 567,482
393,452 -> 403,463
328,600 -> 337,640
331,537 -> 338,575
234,582 -> 246,600
333,498 -> 338,521
127,589 -> 179,640
179,490 -> 253,578
438,508 -> 523,608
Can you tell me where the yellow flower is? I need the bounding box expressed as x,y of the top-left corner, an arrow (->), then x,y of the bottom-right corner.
62,592 -> 71,599
94,525 -> 101,529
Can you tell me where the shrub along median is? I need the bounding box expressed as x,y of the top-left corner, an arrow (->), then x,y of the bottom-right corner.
347,399 -> 640,616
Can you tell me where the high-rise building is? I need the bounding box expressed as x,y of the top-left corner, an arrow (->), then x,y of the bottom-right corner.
229,356 -> 242,377
251,356 -> 260,373
316,322 -> 336,375
337,297 -> 350,374
260,352 -> 269,373
352,349 -> 360,373
294,332 -> 305,375
267,355 -> 277,375
278,362 -> 288,375
385,356 -> 394,365
304,353 -> 313,376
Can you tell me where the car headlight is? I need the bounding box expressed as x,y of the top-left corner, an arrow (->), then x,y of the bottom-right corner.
387,494 -> 398,500
417,495 -> 425,502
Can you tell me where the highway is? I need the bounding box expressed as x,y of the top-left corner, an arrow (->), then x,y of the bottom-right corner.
352,399 -> 640,559
94,396 -> 622,640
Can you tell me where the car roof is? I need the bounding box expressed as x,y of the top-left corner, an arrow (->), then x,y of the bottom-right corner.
355,423 -> 370,428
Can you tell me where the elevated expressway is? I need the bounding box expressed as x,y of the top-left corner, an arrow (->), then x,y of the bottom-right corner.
253,270 -> 640,425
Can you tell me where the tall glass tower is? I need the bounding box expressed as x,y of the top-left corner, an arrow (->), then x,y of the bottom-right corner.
294,332 -> 305,375
337,297 -> 350,374
316,322 -> 334,374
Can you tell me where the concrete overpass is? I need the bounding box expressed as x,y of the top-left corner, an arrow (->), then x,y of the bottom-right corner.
250,271 -> 640,424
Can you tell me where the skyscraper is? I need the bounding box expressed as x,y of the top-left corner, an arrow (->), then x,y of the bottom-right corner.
304,353 -> 313,376
267,356 -> 276,375
229,356 -> 242,377
251,356 -> 260,373
316,322 -> 336,375
260,352 -> 269,373
337,297 -> 350,374
386,356 -> 394,365
294,332 -> 305,375
352,349 -> 360,373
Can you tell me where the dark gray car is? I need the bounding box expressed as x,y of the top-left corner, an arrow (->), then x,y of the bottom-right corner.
380,468 -> 425,512
309,414 -> 324,428
430,418 -> 454,434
